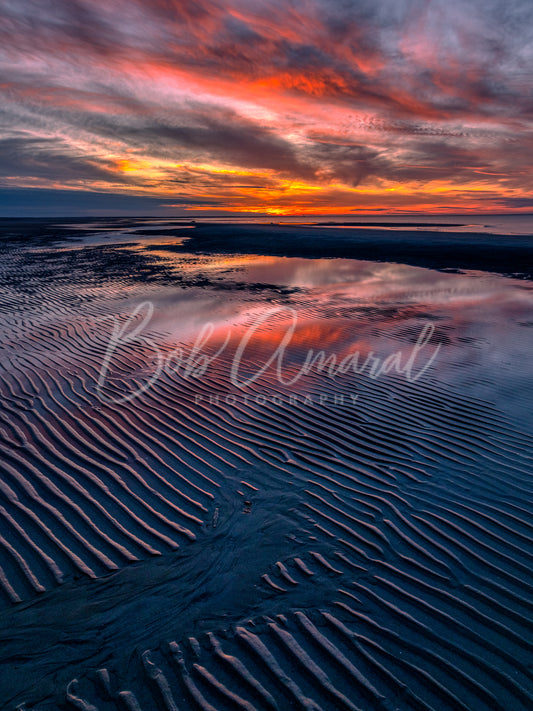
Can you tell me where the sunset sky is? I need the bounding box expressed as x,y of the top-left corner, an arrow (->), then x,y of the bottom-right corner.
0,0 -> 532,215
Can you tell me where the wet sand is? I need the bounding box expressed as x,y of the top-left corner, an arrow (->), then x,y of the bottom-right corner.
0,219 -> 532,710
148,222 -> 533,279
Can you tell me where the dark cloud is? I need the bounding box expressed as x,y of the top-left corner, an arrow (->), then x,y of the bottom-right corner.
67,106 -> 317,177
302,141 -> 388,187
495,197 -> 533,209
0,136 -> 127,183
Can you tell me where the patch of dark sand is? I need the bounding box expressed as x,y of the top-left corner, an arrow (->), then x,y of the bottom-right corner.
151,223 -> 533,279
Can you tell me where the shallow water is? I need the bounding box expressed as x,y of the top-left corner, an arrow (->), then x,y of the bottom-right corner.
0,226 -> 532,710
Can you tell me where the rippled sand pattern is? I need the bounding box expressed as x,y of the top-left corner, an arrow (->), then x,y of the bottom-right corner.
0,228 -> 532,710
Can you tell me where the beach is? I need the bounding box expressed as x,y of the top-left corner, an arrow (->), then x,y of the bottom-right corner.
0,217 -> 532,710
